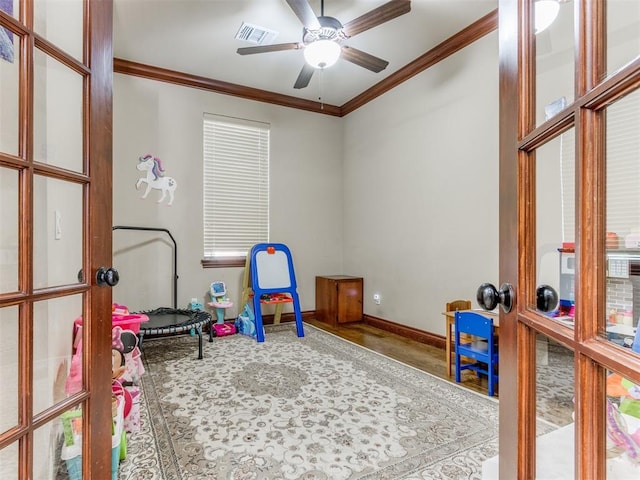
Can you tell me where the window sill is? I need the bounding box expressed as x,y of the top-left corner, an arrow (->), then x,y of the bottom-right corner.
201,257 -> 246,268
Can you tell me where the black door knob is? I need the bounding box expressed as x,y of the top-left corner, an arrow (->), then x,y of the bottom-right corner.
96,267 -> 119,287
536,284 -> 558,312
477,282 -> 515,313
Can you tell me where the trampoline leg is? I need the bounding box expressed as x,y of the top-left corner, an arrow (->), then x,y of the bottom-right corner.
196,326 -> 203,359
137,333 -> 144,351
208,321 -> 214,342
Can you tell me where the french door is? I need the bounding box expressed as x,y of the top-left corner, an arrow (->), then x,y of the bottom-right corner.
0,0 -> 113,478
499,0 -> 640,478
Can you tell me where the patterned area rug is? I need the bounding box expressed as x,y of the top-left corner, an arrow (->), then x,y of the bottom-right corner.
119,324 -> 500,480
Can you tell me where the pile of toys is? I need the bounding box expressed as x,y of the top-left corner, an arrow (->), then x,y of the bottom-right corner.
606,374 -> 640,464
191,281 -> 261,339
63,304 -> 148,478
208,281 -> 260,338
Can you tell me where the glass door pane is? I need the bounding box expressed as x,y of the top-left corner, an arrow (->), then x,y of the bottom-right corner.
34,410 -> 87,479
606,370 -> 640,476
33,294 -> 83,415
530,100 -> 580,478
32,175 -> 83,289
606,0 -> 640,79
0,305 -> 19,434
0,442 -> 18,480
535,0 -> 575,126
0,24 -> 19,156
33,48 -> 84,173
33,0 -> 83,61
604,88 -> 640,353
536,129 -> 576,324
0,166 -> 18,293
0,1 -> 18,21
536,334 -> 575,477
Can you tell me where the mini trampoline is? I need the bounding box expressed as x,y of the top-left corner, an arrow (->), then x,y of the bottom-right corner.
113,226 -> 214,359
135,307 -> 213,359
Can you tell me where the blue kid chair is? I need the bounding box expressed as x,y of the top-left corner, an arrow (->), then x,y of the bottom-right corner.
249,243 -> 304,342
454,311 -> 499,396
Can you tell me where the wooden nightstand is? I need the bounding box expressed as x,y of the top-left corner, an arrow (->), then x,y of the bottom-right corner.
315,275 -> 363,326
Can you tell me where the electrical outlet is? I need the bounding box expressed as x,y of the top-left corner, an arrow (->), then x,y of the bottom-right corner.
373,293 -> 381,305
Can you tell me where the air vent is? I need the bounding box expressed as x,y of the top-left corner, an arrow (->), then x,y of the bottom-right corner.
235,22 -> 278,45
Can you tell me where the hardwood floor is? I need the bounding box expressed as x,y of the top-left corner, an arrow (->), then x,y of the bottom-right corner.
305,318 -> 496,397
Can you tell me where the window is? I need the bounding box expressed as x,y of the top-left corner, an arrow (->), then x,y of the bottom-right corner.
202,114 -> 269,267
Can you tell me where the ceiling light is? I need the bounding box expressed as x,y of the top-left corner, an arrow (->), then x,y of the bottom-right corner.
535,0 -> 560,34
304,40 -> 341,69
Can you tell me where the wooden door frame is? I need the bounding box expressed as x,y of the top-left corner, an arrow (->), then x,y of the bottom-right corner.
86,0 -> 114,476
496,0 -> 519,477
0,0 -> 113,476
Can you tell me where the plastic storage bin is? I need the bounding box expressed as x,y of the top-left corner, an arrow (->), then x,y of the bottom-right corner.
74,313 -> 148,336
60,396 -> 125,480
110,313 -> 149,334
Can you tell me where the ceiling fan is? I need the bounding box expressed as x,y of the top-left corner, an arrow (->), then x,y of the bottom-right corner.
237,0 -> 411,89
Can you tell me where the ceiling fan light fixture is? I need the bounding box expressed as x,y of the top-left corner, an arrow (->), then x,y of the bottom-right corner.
304,39 -> 341,69
534,0 -> 560,34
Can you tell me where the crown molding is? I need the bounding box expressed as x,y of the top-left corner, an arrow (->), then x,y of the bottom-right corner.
114,9 -> 497,118
341,9 -> 498,115
113,58 -> 342,116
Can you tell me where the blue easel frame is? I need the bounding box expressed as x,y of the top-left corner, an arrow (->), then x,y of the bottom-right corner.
249,243 -> 304,342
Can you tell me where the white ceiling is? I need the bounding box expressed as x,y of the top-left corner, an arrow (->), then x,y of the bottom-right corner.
113,0 -> 497,106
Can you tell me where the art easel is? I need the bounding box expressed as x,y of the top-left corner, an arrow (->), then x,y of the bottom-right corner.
239,243 -> 304,342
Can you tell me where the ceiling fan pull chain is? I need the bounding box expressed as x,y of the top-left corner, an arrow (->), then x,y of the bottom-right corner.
319,67 -> 325,110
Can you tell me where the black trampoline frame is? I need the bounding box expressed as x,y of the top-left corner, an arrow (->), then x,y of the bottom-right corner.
135,307 -> 213,359
113,226 -> 213,359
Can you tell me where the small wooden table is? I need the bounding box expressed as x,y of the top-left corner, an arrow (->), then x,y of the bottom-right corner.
442,309 -> 499,377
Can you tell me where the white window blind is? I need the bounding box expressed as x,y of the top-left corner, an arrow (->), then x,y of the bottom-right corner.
561,90 -> 640,243
560,128 -> 575,242
605,90 -> 640,239
203,114 -> 269,257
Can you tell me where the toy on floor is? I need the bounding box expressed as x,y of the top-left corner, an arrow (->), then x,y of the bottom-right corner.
67,307 -> 145,435
110,325 -> 144,433
606,398 -> 640,464
208,281 -> 236,336
608,373 -> 640,419
188,298 -> 204,311
235,302 -> 257,337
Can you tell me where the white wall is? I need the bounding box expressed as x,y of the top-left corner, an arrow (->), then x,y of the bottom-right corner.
342,32 -> 500,336
113,75 -> 344,316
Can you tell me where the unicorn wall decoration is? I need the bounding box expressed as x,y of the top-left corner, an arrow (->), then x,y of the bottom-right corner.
136,154 -> 178,206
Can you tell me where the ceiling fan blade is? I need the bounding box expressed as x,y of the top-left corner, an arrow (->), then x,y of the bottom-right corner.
293,63 -> 315,89
342,0 -> 411,38
237,42 -> 303,55
341,46 -> 389,73
285,0 -> 321,30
